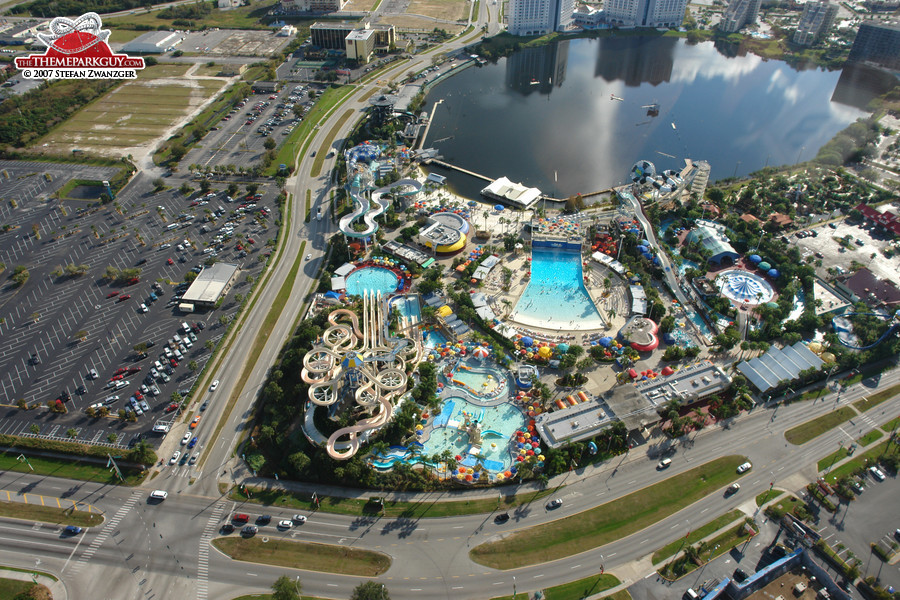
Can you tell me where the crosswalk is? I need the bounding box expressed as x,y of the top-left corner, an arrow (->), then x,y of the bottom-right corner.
196,501 -> 227,600
66,491 -> 141,575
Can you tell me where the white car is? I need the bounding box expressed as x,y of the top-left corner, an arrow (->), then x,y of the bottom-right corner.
149,490 -> 168,500
277,520 -> 293,530
737,462 -> 752,474
168,451 -> 180,465
868,466 -> 886,481
209,380 -> 219,392
292,515 -> 307,524
181,432 -> 192,445
305,254 -> 311,261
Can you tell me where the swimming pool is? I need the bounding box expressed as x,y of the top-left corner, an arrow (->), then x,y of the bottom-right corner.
511,248 -> 604,330
345,267 -> 400,297
423,329 -> 448,350
419,396 -> 526,473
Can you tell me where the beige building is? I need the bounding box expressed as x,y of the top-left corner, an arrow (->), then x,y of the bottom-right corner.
345,28 -> 377,64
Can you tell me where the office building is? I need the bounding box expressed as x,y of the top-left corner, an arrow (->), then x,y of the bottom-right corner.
719,0 -> 761,33
793,0 -> 838,45
345,28 -> 376,64
847,21 -> 900,70
604,0 -> 689,27
310,21 -> 396,52
507,0 -> 574,36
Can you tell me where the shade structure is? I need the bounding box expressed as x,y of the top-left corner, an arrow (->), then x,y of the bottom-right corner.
494,204 -> 505,211
661,366 -> 675,376
748,254 -> 762,264
767,268 -> 780,278
521,336 -> 534,347
758,261 -> 771,271
556,343 -> 569,353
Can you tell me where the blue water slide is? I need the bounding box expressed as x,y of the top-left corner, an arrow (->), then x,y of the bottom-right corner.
831,311 -> 900,350
481,429 -> 505,438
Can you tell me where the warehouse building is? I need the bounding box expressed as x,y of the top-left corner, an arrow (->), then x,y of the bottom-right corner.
121,31 -> 186,54
181,263 -> 240,309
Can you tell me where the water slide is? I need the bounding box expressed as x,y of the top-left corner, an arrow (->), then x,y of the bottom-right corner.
482,429 -> 505,438
831,311 -> 900,350
338,178 -> 424,239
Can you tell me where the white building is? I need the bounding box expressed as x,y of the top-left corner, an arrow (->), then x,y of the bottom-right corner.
217,0 -> 242,7
277,24 -> 298,36
481,177 -> 542,209
604,0 -> 688,27
508,0 -> 575,36
572,4 -> 605,28
719,0 -> 761,33
793,0 -> 838,45
121,31 -> 185,54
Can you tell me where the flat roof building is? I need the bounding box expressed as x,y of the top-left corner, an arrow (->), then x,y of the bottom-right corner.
634,361 -> 731,406
345,28 -> 376,64
181,263 -> 239,308
736,341 -> 824,394
481,177 -> 542,209
847,21 -> 900,70
122,31 -> 185,54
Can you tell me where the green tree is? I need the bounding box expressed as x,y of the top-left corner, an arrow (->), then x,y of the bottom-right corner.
264,137 -> 277,150
188,360 -> 198,372
66,428 -> 78,438
271,575 -> 301,600
350,581 -> 389,600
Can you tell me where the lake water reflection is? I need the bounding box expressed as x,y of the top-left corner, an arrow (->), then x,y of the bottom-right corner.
423,36 -> 873,199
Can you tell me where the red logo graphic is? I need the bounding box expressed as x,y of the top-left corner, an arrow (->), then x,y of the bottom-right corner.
15,12 -> 144,79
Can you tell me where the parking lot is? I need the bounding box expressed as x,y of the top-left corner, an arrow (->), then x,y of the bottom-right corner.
184,83 -> 320,170
791,215 -> 900,282
0,163 -> 277,450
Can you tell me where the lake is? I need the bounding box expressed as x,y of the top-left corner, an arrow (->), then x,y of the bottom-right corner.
422,36 -> 875,200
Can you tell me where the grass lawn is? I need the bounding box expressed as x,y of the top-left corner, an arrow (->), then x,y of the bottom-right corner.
658,522 -> 755,579
785,406 -> 856,445
763,495 -> 803,520
857,430 -> 883,446
104,0 -> 281,31
193,63 -> 227,77
310,109 -> 353,177
470,455 -> 746,569
0,578 -> 34,599
231,595 -> 329,600
818,447 -> 849,473
212,537 -> 390,575
107,28 -> 147,43
601,591 -> 633,600
0,452 -> 142,485
0,500 -> 104,528
651,510 -> 743,564
230,484 -> 554,518
883,416 -> 900,432
822,438 -> 900,484
755,489 -> 782,507
853,383 -> 900,413
491,573 -> 620,600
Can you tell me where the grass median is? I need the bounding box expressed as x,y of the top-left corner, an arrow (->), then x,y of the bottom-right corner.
310,109 -> 354,178
822,438 -> 900,484
0,501 -> 103,528
853,382 -> 900,412
0,453 -> 143,485
470,455 -> 746,570
651,509 -> 743,564
229,485 -> 554,518
785,406 -> 855,446
491,573 -> 621,600
212,537 -> 390,576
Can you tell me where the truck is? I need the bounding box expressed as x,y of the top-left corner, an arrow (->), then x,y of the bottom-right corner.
178,303 -> 195,313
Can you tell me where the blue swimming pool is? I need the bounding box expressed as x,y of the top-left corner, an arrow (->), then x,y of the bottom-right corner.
511,248 -> 603,329
345,267 -> 400,296
423,329 -> 448,349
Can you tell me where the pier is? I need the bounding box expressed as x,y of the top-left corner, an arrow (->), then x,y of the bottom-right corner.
423,158 -> 494,183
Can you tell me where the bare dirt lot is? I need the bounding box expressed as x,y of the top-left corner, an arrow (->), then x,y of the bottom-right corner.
34,65 -> 227,160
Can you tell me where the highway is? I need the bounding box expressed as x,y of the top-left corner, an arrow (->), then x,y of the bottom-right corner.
1,366 -> 896,599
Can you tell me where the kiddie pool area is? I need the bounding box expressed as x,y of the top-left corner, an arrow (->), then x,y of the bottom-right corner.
370,344 -> 544,481
345,267 -> 401,297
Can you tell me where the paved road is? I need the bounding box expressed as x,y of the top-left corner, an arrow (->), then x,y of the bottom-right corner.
2,365 -> 897,599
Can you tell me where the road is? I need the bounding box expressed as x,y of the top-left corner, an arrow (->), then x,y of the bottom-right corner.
2,364 -> 897,599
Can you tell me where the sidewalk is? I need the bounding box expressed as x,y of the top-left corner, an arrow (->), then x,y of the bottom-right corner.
0,566 -> 67,600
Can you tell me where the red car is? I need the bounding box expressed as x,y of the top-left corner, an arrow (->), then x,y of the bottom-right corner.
110,374 -> 124,381
134,390 -> 144,400
114,367 -> 128,376
106,291 -> 120,298
190,201 -> 199,207
127,366 -> 141,374
126,278 -> 140,286
165,403 -> 179,413
167,258 -> 174,265
247,238 -> 255,244
118,294 -> 131,302
169,359 -> 178,368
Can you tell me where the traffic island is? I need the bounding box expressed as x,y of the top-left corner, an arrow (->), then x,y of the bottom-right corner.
211,537 -> 391,576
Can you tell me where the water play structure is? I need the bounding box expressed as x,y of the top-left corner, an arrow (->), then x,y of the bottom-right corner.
338,142 -> 422,241
714,269 -> 775,305
831,311 -> 900,350
301,291 -> 421,459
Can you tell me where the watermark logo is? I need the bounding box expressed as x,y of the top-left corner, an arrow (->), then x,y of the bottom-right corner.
15,12 -> 144,80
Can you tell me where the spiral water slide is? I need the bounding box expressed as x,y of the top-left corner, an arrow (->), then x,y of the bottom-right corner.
832,311 -> 900,350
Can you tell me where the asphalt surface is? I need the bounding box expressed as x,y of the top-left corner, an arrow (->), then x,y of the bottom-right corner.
0,367 -> 896,600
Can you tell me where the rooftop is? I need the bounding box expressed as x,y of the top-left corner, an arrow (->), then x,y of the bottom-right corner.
736,341 -> 824,393
842,267 -> 900,307
634,361 -> 731,406
481,177 -> 542,209
181,263 -> 239,305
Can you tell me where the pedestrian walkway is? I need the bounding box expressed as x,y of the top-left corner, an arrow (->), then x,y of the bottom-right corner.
0,488 -> 102,515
